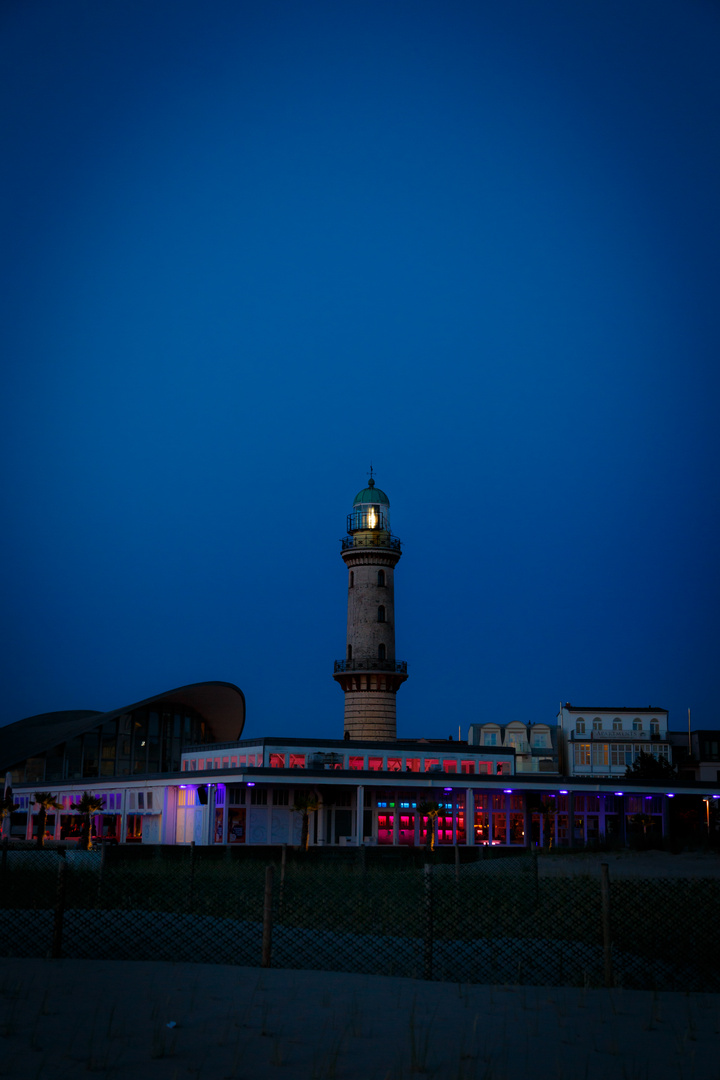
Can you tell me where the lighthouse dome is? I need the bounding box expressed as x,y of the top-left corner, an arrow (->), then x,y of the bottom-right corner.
353,478 -> 389,506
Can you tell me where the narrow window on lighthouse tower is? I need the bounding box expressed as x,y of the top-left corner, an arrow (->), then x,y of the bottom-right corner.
347,644 -> 352,660
377,605 -> 385,623
377,569 -> 385,587
378,643 -> 386,661
349,571 -> 354,588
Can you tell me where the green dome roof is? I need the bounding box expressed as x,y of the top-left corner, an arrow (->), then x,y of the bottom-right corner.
353,478 -> 389,505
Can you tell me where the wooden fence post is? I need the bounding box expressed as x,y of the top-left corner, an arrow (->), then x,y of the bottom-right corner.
600,862 -> 614,988
279,843 -> 287,915
423,863 -> 433,980
187,840 -> 196,912
262,865 -> 274,968
97,840 -> 106,906
51,859 -> 67,959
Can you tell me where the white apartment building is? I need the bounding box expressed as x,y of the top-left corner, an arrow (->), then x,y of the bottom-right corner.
557,704 -> 671,778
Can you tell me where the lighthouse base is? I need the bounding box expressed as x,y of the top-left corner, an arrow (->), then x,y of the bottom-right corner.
343,691 -> 397,741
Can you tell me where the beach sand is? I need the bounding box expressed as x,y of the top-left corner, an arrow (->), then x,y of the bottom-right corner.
0,958 -> 718,1080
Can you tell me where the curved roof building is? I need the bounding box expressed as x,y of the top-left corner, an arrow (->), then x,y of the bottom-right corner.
0,681 -> 245,783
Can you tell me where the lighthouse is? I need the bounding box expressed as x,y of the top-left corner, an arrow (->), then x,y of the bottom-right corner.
333,476 -> 408,740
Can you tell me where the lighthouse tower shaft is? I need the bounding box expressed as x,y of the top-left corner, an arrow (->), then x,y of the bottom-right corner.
333,479 -> 408,740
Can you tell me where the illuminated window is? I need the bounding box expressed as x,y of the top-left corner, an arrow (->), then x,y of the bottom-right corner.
424,759 -> 440,772
269,753 -> 286,769
405,758 -> 420,772
368,757 -> 383,771
289,754 -> 305,769
574,744 -> 591,766
592,744 -> 609,766
377,606 -> 385,623
443,760 -> 457,773
348,757 -> 364,770
461,761 -> 475,774
387,758 -> 402,771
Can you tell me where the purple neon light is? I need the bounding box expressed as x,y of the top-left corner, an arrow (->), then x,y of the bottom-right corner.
614,792 -> 624,796
559,790 -> 568,795
443,787 -> 452,792
667,794 -> 675,798
247,782 -> 255,787
503,789 -> 512,794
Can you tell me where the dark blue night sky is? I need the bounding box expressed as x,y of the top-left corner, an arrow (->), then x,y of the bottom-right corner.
2,0 -> 719,739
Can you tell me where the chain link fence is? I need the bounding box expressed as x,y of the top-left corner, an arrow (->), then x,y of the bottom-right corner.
0,843 -> 718,991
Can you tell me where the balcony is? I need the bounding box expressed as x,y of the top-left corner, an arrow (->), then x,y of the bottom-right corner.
334,658 -> 408,674
341,533 -> 402,552
570,730 -> 659,741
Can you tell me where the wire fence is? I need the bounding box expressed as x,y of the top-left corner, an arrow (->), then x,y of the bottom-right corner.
0,843 -> 718,991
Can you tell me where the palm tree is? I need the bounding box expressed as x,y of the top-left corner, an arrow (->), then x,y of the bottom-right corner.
539,800 -> 556,851
0,794 -> 19,840
417,801 -> 441,852
631,812 -> 654,837
32,792 -> 62,849
291,789 -> 319,851
70,792 -> 104,851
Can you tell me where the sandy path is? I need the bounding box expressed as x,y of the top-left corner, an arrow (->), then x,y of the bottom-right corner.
537,849 -> 720,878
0,959 -> 718,1080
